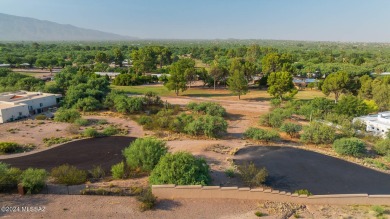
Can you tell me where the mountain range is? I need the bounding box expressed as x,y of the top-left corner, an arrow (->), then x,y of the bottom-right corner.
0,13 -> 137,41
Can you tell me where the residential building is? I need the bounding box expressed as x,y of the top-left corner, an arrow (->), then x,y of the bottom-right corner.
354,112 -> 390,137
0,91 -> 61,123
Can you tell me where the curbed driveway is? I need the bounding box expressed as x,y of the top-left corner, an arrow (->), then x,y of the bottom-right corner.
234,146 -> 390,195
0,136 -> 135,173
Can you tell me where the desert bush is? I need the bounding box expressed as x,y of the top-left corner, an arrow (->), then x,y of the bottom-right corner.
137,115 -> 153,125
89,165 -> 105,179
255,211 -> 266,217
374,139 -> 390,156
43,137 -> 71,146
123,137 -> 167,172
270,98 -> 282,108
149,152 -> 210,185
236,162 -> 268,187
155,109 -> 174,128
187,102 -> 226,117
20,168 -> 47,194
259,108 -> 292,128
111,162 -> 125,179
184,115 -> 228,138
54,108 -> 81,123
332,137 -> 366,157
74,118 -> 89,126
143,91 -> 163,107
300,122 -> 336,145
66,124 -> 80,134
83,128 -> 100,138
372,205 -> 385,217
294,189 -> 312,196
97,119 -> 108,125
243,127 -> 280,143
364,158 -> 388,170
35,114 -> 47,120
280,122 -> 302,138
0,142 -> 20,153
170,113 -> 194,132
102,126 -> 119,136
137,188 -> 157,212
50,164 -> 88,185
225,168 -> 235,178
0,162 -> 22,192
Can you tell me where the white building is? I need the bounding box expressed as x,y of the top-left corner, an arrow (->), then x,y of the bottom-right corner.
354,112 -> 390,137
0,91 -> 62,123
94,72 -> 121,79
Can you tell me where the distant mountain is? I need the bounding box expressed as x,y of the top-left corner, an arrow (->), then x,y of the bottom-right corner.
0,13 -> 138,41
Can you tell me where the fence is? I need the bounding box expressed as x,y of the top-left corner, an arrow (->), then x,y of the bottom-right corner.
152,185 -> 390,205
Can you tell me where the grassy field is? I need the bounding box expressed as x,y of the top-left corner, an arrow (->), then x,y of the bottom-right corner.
112,84 -> 329,101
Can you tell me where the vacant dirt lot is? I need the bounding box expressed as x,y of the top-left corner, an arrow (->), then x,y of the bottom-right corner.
0,194 -> 381,219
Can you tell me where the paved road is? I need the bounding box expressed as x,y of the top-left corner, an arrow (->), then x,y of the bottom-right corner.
0,136 -> 135,173
234,146 -> 390,195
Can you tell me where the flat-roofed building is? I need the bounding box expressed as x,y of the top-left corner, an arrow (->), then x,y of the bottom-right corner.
0,91 -> 62,123
354,111 -> 390,137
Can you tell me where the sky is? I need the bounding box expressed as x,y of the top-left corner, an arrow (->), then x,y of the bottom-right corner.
1,0 -> 390,42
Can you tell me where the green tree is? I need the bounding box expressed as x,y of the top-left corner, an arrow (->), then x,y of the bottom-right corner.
321,71 -> 351,102
335,95 -> 368,117
267,71 -> 296,100
123,137 -> 168,172
165,58 -> 195,95
227,70 -> 248,99
94,52 -> 109,63
113,48 -> 124,67
131,47 -> 157,74
149,152 -> 211,185
20,168 -> 47,194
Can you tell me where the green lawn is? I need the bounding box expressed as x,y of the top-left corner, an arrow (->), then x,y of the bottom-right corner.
112,85 -> 329,100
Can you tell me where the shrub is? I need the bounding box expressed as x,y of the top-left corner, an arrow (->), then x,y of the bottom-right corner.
333,137 -> 366,157
102,126 -> 119,136
187,102 -> 226,117
54,108 -> 81,123
20,168 -> 47,194
35,114 -> 47,120
111,162 -> 125,179
294,189 -> 312,196
123,137 -> 168,172
300,122 -> 336,145
0,163 -> 22,192
149,152 -> 211,185
225,168 -> 235,178
270,98 -> 282,108
155,109 -> 174,128
374,139 -> 390,156
66,124 -> 80,134
170,113 -> 194,133
137,188 -> 157,212
50,164 -> 88,185
89,165 -> 105,179
74,118 -> 89,126
43,137 -> 71,146
243,127 -> 280,143
97,119 -> 108,125
83,128 -> 100,138
0,142 -> 20,153
137,116 -> 153,125
184,115 -> 228,138
236,162 -> 268,187
372,205 -> 385,217
255,211 -> 266,217
280,122 -> 302,138
259,108 -> 292,128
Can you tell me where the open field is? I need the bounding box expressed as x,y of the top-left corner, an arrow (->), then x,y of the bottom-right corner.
113,84 -> 329,101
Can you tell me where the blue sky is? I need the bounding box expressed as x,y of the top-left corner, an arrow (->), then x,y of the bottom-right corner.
1,0 -> 390,42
